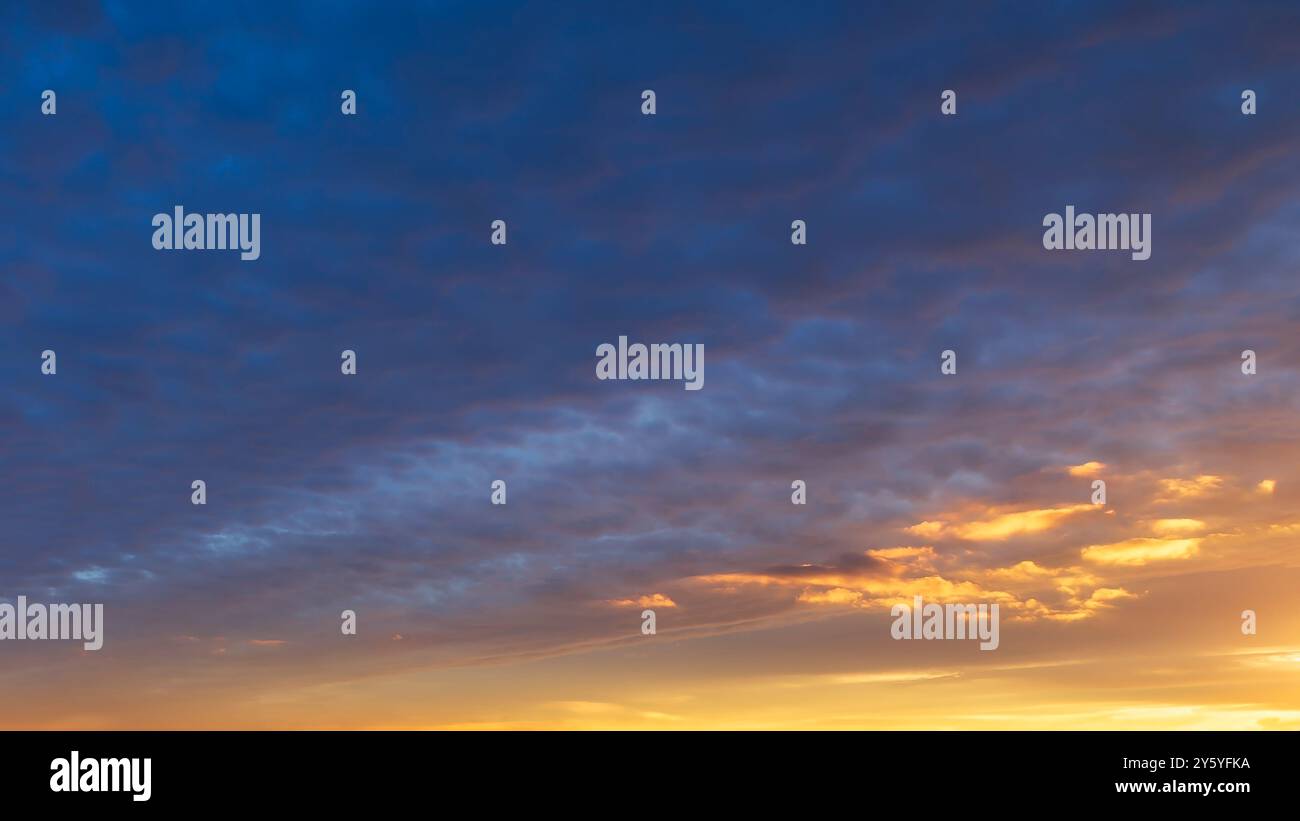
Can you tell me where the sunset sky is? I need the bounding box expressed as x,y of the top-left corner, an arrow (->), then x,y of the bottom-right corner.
2,1 -> 1299,729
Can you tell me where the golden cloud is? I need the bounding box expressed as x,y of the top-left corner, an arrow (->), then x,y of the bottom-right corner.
1158,475 -> 1223,500
1081,537 -> 1201,565
906,503 -> 1096,541
1149,518 -> 1206,536
867,546 -> 937,561
698,546 -> 1131,624
797,587 -> 864,606
1067,461 -> 1106,477
607,593 -> 677,608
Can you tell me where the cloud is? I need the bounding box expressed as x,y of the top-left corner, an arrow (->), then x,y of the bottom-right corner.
1067,461 -> 1106,477
607,593 -> 677,608
2,1 -> 1300,729
1157,475 -> 1224,500
905,504 -> 1097,541
695,544 -> 1133,625
1148,518 -> 1206,536
1082,537 -> 1201,566
797,587 -> 865,606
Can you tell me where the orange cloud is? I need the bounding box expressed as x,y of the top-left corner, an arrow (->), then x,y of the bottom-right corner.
697,548 -> 1132,625
867,546 -> 937,562
904,521 -> 946,539
607,593 -> 677,608
1039,587 -> 1137,621
797,587 -> 864,606
1149,518 -> 1206,536
1067,461 -> 1106,477
1158,475 -> 1223,500
906,503 -> 1096,541
1082,537 -> 1201,565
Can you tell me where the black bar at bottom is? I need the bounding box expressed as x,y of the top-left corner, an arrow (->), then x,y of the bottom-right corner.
2,730 -> 1283,809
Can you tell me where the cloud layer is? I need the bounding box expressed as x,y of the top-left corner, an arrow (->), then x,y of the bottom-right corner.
1,1 -> 1298,728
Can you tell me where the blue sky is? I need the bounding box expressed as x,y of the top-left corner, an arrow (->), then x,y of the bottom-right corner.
2,1 -> 1300,728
